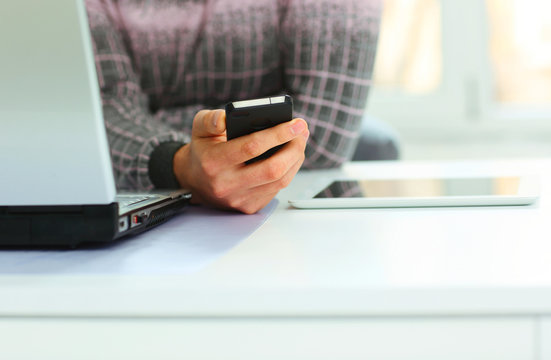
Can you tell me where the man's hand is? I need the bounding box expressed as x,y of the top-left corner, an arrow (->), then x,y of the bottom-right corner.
173,109 -> 309,214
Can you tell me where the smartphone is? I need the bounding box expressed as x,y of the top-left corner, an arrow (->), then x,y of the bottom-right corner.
225,95 -> 293,163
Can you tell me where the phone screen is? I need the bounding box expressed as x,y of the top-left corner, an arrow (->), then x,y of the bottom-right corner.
314,177 -> 522,199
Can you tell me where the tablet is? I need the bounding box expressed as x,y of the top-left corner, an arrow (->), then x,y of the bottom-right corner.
289,176 -> 539,209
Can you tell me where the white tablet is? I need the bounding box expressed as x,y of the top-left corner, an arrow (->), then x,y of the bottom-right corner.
289,176 -> 540,209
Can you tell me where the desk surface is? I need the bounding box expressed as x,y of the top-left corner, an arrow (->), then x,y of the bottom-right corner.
2,159 -> 551,317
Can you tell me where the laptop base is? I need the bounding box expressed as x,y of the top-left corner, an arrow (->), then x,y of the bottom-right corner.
0,204 -> 119,248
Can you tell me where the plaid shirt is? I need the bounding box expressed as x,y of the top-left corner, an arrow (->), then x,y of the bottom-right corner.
85,0 -> 381,190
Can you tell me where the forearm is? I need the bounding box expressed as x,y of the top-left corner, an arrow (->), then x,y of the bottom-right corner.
102,99 -> 189,190
87,1 -> 195,190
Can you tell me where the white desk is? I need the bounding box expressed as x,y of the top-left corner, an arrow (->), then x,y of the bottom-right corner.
2,159 -> 551,359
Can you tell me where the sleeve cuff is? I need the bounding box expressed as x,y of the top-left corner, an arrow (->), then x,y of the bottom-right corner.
148,141 -> 185,189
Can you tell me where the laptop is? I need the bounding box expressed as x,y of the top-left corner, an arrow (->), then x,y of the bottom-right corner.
0,0 -> 191,247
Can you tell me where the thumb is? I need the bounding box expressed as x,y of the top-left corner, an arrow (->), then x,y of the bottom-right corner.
191,109 -> 226,138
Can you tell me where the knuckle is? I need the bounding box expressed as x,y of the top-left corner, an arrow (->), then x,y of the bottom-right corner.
278,175 -> 293,189
241,139 -> 261,158
211,180 -> 229,199
199,156 -> 217,178
227,197 -> 242,210
266,160 -> 286,180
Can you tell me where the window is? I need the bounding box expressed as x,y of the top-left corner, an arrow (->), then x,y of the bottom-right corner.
373,0 -> 442,95
487,0 -> 551,105
367,0 -> 551,135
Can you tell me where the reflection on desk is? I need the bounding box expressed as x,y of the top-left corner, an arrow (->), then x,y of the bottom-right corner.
0,201 -> 277,275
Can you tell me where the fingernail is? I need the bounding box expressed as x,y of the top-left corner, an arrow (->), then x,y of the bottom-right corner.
290,119 -> 306,135
212,112 -> 218,128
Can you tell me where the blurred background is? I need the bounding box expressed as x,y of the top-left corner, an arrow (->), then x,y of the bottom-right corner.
367,0 -> 551,160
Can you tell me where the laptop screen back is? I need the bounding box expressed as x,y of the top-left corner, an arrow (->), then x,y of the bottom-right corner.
0,0 -> 116,206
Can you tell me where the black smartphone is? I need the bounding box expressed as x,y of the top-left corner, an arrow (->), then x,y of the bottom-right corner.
225,95 -> 293,163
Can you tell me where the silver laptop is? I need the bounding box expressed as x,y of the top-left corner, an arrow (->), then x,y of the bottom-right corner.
0,0 -> 191,247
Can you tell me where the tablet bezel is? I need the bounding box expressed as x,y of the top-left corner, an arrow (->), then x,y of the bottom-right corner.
288,176 -> 540,209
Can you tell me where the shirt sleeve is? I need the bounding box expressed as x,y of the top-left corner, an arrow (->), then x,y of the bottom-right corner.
280,0 -> 382,169
86,0 -> 190,190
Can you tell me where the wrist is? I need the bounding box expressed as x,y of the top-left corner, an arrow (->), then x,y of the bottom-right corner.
148,141 -> 185,189
173,143 -> 192,189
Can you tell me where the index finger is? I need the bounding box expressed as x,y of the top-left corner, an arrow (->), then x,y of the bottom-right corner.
219,118 -> 308,165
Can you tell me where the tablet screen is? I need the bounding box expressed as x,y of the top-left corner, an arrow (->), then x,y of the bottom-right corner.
313,177 -> 522,199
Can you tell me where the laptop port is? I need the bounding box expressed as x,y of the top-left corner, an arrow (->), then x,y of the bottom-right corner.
118,216 -> 129,233
131,212 -> 147,228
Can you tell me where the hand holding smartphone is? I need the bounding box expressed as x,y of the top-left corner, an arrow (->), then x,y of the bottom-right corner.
225,95 -> 293,163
